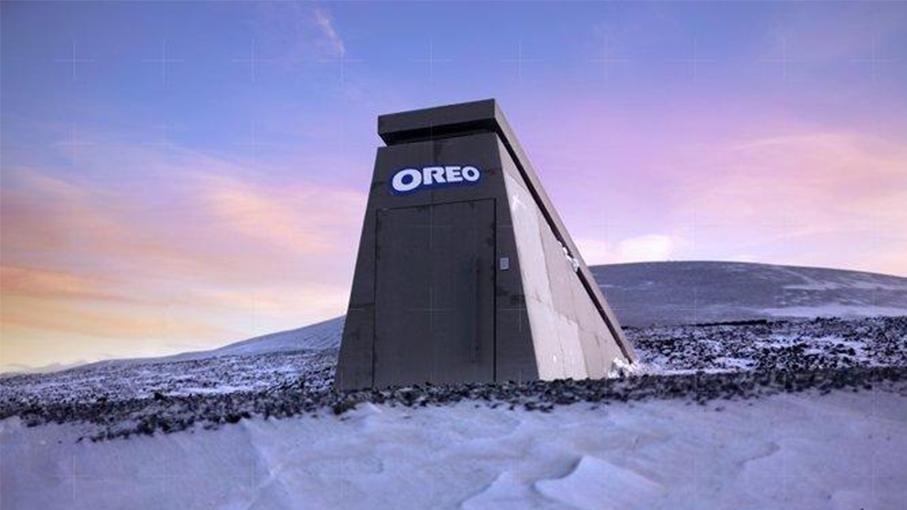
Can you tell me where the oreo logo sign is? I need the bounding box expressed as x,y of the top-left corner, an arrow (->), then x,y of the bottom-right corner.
390,165 -> 481,194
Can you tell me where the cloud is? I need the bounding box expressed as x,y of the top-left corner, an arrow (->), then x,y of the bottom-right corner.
666,129 -> 907,274
575,234 -> 681,265
677,130 -> 907,235
254,3 -> 347,64
574,238 -> 610,265
198,174 -> 364,255
312,6 -> 345,58
617,235 -> 677,262
0,266 -> 128,303
1,138 -> 366,369
502,96 -> 907,276
570,128 -> 906,275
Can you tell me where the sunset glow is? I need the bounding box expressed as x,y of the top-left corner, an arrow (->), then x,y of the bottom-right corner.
2,2 -> 906,370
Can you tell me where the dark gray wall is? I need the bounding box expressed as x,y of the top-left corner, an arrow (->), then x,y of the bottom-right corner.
373,200 -> 496,386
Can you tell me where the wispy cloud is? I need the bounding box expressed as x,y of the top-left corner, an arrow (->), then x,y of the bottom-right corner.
678,130 -> 907,237
544,102 -> 907,276
199,174 -> 362,254
253,3 -> 347,64
576,234 -> 682,265
312,6 -> 345,58
1,137 -> 366,370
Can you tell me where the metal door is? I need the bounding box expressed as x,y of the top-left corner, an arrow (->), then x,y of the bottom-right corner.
374,199 -> 495,386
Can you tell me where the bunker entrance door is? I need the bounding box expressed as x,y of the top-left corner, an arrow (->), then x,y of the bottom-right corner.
374,199 -> 495,387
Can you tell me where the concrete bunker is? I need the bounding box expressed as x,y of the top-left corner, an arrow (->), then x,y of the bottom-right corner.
336,99 -> 636,390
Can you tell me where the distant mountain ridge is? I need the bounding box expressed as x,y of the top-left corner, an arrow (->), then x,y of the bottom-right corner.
592,261 -> 907,327
72,317 -> 345,372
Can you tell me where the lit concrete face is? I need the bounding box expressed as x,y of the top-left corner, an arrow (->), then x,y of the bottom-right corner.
336,99 -> 635,390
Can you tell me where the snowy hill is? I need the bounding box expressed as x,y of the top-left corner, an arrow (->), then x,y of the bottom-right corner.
154,316 -> 343,362
594,261 -> 907,327
70,317 -> 344,372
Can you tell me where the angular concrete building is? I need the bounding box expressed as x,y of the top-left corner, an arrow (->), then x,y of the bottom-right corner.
336,99 -> 635,390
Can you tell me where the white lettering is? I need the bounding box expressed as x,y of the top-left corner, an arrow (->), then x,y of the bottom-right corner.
391,168 -> 422,193
389,165 -> 481,194
445,166 -> 463,182
423,166 -> 445,185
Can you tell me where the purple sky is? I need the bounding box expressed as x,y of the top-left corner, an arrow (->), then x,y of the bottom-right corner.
2,2 -> 906,370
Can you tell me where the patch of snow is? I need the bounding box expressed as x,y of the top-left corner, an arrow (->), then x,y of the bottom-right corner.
762,304 -> 907,318
535,455 -> 665,509
607,357 -> 643,378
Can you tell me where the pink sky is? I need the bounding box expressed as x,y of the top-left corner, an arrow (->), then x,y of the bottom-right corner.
2,2 -> 905,370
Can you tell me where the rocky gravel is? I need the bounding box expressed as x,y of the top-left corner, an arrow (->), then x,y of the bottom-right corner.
2,316 -> 905,441
630,316 -> 907,373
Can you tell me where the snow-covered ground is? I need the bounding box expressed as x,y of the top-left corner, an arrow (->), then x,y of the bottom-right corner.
3,388 -> 906,510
